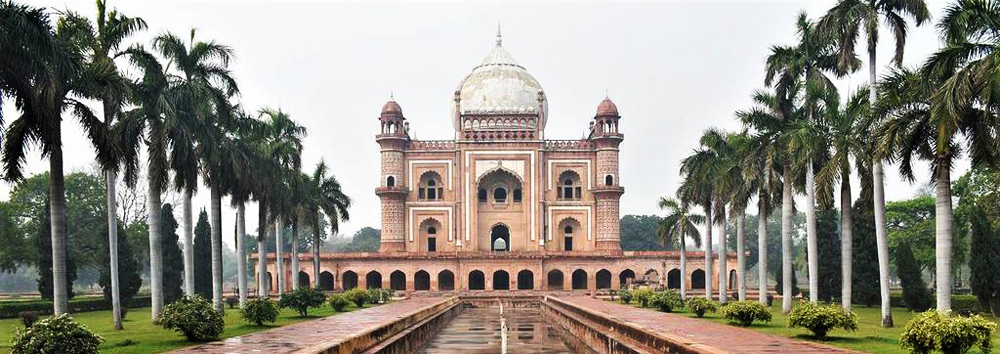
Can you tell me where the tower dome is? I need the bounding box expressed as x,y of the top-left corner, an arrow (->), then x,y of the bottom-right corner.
452,31 -> 547,132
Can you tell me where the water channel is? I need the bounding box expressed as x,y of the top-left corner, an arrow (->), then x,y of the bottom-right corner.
415,305 -> 576,354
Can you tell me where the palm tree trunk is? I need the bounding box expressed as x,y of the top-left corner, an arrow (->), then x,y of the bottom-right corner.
236,203 -> 248,308
183,189 -> 194,296
210,186 -> 224,311
105,170 -> 123,330
313,212 -> 321,289
758,192 -> 768,305
257,203 -> 268,298
680,232 -> 687,301
869,47 -> 893,328
718,202 -> 728,304
147,172 -> 164,321
737,212 -> 746,301
840,175 -> 853,310
935,158 -> 953,312
781,164 -> 794,314
49,145 -> 69,315
806,163 -> 818,302
291,219 -> 299,291
275,221 -> 284,295
704,203 -> 713,300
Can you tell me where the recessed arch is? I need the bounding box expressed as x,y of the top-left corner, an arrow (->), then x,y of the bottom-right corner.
418,171 -> 444,200
390,270 -> 406,291
366,271 -> 383,289
558,170 -> 582,200
298,271 -> 311,289
469,270 -> 485,290
691,269 -> 706,289
547,269 -> 564,291
517,270 -> 534,290
438,270 -> 455,291
596,269 -> 612,289
619,269 -> 636,287
491,223 -> 510,252
572,269 -> 588,290
667,268 -> 681,289
341,271 -> 358,290
493,270 -> 510,290
643,269 -> 660,284
605,174 -> 614,186
729,269 -> 737,289
386,176 -> 395,188
414,270 -> 430,291
557,217 -> 582,251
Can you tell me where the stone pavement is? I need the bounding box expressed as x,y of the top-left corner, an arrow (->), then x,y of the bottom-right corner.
167,297 -> 450,354
557,296 -> 863,354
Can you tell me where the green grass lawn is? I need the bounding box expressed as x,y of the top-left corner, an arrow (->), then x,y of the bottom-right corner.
0,303 -> 369,354
612,299 -> 999,354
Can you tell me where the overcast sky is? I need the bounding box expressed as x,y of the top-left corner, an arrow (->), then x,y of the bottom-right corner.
3,0 -> 962,249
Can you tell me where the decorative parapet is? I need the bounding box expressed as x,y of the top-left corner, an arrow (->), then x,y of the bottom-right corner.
545,140 -> 592,151
408,140 -> 456,151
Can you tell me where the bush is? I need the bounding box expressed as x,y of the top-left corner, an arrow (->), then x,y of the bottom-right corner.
366,288 -> 392,304
225,296 -> 239,309
788,302 -> 859,340
0,296 -> 152,319
719,300 -> 772,327
241,298 -> 279,326
278,287 -> 327,317
686,297 -> 718,317
952,295 -> 984,316
328,294 -> 350,312
650,291 -> 683,312
344,288 -> 369,308
18,311 -> 39,328
634,288 -> 655,308
617,288 -> 633,305
158,295 -> 224,341
10,314 -> 103,354
900,310 -> 997,354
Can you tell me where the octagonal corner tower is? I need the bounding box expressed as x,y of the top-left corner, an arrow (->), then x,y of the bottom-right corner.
376,32 -> 623,254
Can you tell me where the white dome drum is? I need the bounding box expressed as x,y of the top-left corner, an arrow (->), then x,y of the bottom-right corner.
453,34 -> 548,134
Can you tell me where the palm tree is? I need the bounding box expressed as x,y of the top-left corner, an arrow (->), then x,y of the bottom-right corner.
1,2 -> 112,315
154,29 -> 239,310
819,0 -> 930,327
816,86 -> 870,310
738,86 -> 799,314
679,149 -> 714,300
766,12 -> 854,303
657,196 -> 703,300
303,160 -> 351,287
57,0 -> 146,329
726,133 -> 754,301
919,0 -> 1000,312
878,66 -> 998,312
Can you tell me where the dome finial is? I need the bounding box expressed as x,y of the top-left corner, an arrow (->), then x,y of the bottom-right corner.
496,21 -> 502,46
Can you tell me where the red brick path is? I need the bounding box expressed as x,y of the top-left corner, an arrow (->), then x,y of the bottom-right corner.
557,296 -> 862,353
167,297 -> 449,354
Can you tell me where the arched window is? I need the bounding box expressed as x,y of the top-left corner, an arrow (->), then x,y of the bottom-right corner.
418,172 -> 444,200
478,188 -> 487,202
512,188 -> 522,202
605,174 -> 614,186
557,171 -> 582,200
563,225 -> 573,251
386,176 -> 395,188
493,187 -> 507,203
427,227 -> 437,252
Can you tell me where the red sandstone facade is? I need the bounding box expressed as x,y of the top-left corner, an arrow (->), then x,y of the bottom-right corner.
254,33 -> 737,295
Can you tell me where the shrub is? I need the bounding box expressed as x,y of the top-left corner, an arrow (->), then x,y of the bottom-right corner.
225,296 -> 239,309
328,294 -> 350,312
650,291 -> 683,312
952,295 -> 984,316
344,288 -> 369,308
895,242 -> 933,312
634,288 -> 655,308
719,300 -> 772,327
10,314 -> 103,354
686,297 -> 717,318
241,298 -> 279,326
18,311 -> 39,328
788,302 -> 859,340
278,287 -> 327,317
617,288 -> 633,305
158,295 -> 224,341
0,296 -> 152,319
900,310 -> 996,354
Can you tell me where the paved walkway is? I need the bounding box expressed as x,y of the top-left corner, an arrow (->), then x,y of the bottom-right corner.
167,297 -> 449,354
558,296 -> 862,354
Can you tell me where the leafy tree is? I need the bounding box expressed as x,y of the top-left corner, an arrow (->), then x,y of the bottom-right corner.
193,209 -> 212,299
161,203 -> 185,304
851,168 -> 881,307
620,215 -> 666,251
962,171 -> 1000,315
344,227 -> 380,252
36,199 -> 76,301
895,241 -> 932,311
0,202 -> 28,273
99,221 -> 141,306
887,195 -> 968,276
816,207 -> 841,303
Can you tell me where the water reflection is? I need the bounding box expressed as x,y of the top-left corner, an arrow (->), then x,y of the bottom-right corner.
416,307 -> 576,354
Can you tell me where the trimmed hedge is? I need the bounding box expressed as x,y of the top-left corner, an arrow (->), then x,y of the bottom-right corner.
0,296 -> 152,319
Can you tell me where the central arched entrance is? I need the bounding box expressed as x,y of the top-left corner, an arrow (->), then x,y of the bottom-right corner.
491,224 -> 510,252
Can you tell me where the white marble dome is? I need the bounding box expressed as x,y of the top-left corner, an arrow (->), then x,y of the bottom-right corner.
452,35 -> 547,131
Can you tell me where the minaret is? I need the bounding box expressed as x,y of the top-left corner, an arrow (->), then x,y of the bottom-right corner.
376,99 -> 408,252
590,97 -> 624,251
